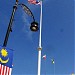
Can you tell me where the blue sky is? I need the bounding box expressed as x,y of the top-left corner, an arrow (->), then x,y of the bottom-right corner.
0,0 -> 74,75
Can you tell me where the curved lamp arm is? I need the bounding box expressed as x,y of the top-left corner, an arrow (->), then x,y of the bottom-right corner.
3,0 -> 36,47
19,3 -> 35,21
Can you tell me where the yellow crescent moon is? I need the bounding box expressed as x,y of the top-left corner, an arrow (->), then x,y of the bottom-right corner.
0,58 -> 9,64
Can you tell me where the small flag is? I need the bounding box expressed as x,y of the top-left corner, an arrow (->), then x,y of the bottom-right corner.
0,46 -> 13,75
28,0 -> 41,5
42,55 -> 46,60
51,59 -> 55,64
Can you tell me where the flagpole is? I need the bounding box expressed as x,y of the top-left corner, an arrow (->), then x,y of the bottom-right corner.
38,1 -> 42,75
44,57 -> 46,75
54,61 -> 55,75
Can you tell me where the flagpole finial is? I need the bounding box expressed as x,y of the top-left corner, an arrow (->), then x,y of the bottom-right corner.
38,47 -> 42,51
16,0 -> 19,2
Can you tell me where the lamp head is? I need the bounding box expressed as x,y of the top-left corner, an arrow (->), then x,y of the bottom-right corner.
30,21 -> 39,32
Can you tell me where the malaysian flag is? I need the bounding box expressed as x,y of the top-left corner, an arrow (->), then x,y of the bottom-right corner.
0,46 -> 13,75
28,0 -> 41,5
42,55 -> 46,60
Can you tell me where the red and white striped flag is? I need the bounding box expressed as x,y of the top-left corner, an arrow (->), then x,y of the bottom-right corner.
0,64 -> 12,75
28,0 -> 41,5
0,46 -> 13,75
42,55 -> 46,60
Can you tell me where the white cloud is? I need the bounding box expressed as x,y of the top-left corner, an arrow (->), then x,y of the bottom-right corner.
22,11 -> 33,41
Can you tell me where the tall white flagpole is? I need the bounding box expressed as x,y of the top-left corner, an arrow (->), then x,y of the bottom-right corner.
37,1 -> 42,75
54,61 -> 55,75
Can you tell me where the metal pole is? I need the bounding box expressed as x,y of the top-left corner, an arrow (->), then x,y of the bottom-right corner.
3,1 -> 18,47
54,61 -> 55,75
38,1 -> 42,75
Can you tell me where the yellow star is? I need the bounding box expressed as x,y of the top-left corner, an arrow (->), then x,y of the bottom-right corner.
1,49 -> 8,57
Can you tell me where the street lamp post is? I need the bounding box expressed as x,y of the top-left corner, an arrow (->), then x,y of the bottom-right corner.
3,0 -> 18,47
3,0 -> 39,47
